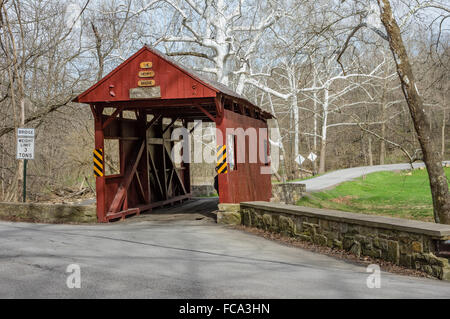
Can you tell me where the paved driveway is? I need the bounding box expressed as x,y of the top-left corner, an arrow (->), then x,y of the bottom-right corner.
0,199 -> 449,298
293,161 -> 450,192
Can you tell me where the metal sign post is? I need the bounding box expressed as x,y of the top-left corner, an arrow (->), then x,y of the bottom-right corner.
23,159 -> 27,203
17,128 -> 35,202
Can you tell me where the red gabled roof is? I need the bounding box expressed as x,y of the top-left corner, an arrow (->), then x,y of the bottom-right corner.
73,47 -> 146,103
73,45 -> 273,118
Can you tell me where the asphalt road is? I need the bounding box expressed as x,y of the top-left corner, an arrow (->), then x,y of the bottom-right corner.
0,199 -> 449,298
294,161 -> 450,192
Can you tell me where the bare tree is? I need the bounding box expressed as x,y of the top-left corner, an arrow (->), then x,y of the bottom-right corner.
152,0 -> 287,92
0,0 -> 89,201
375,0 -> 450,223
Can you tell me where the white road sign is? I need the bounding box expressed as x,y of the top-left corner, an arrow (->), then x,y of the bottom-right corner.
17,128 -> 35,160
17,128 -> 35,137
308,152 -> 317,162
295,154 -> 305,166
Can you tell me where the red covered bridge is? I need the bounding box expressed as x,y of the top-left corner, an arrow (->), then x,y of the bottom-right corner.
74,45 -> 273,222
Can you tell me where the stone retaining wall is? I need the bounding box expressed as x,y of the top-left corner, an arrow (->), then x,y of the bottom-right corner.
217,203 -> 241,224
271,183 -> 305,205
237,201 -> 450,280
0,202 -> 97,223
191,185 -> 217,197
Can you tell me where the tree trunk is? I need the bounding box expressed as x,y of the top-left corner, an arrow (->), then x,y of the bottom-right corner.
368,135 -> 373,166
442,107 -> 446,158
379,73 -> 388,165
313,74 -> 318,173
289,66 -> 299,158
319,137 -> 326,174
318,89 -> 329,174
267,94 -> 287,183
379,121 -> 386,164
377,0 -> 450,224
292,93 -> 299,157
16,97 -> 25,201
91,22 -> 104,81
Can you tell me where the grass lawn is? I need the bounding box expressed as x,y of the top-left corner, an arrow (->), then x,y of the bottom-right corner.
297,167 -> 450,222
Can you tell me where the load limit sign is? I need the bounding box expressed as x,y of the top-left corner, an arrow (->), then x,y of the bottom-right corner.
17,128 -> 35,160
